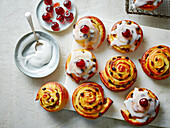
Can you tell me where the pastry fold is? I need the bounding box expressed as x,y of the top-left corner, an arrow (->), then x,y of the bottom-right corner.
100,56 -> 137,91
72,82 -> 113,119
139,45 -> 170,80
36,82 -> 69,112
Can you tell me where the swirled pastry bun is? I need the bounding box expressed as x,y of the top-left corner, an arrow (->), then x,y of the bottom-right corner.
36,82 -> 69,112
107,20 -> 143,53
121,88 -> 160,126
139,45 -> 170,80
73,16 -> 106,50
99,56 -> 137,91
133,0 -> 163,11
72,82 -> 113,119
65,49 -> 98,83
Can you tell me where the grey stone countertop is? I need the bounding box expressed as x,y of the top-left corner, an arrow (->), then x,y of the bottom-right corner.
0,0 -> 169,127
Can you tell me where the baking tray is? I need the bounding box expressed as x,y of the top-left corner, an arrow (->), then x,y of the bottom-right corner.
125,0 -> 170,19
64,17 -> 170,127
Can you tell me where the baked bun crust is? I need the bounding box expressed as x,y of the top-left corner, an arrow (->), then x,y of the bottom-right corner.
139,45 -> 170,80
73,16 -> 106,50
72,82 -> 113,119
121,88 -> 160,126
36,82 -> 69,112
107,20 -> 143,53
133,0 -> 163,11
65,49 -> 98,83
99,56 -> 137,91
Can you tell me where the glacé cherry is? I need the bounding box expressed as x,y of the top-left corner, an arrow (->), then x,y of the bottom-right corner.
56,15 -> 65,23
139,98 -> 148,107
63,0 -> 71,9
65,11 -> 74,22
51,22 -> 60,31
76,59 -> 86,69
46,5 -> 53,13
44,0 -> 52,5
42,13 -> 51,22
122,29 -> 131,38
80,25 -> 89,34
55,6 -> 65,15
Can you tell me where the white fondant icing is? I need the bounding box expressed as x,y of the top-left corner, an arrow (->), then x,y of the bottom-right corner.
24,40 -> 52,68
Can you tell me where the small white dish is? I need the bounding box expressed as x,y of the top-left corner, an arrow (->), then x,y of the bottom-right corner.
36,0 -> 77,32
14,31 -> 60,78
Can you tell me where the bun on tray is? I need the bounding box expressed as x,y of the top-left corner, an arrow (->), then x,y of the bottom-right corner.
36,82 -> 69,112
73,16 -> 106,50
65,49 -> 98,83
107,20 -> 143,53
139,45 -> 170,80
99,56 -> 137,91
121,87 -> 160,126
72,82 -> 113,119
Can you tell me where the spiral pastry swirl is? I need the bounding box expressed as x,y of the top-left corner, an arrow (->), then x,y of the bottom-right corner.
139,45 -> 170,80
100,56 -> 137,91
72,82 -> 113,119
36,82 -> 69,112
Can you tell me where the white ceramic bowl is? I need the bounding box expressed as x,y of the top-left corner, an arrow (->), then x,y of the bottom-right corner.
14,31 -> 60,78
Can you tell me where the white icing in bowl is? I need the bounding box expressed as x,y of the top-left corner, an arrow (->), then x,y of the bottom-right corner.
14,31 -> 60,78
24,40 -> 52,68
